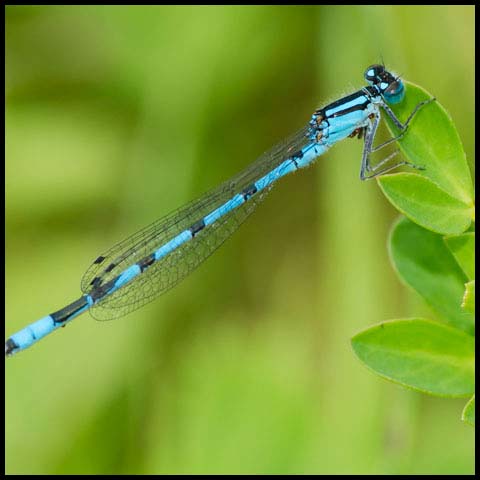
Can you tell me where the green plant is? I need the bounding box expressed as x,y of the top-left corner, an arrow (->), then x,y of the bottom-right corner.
351,82 -> 475,426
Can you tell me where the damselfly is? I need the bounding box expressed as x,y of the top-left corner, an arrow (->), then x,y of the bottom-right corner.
5,64 -> 434,356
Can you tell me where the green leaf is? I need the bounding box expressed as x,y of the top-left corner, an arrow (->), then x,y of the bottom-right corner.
462,395 -> 475,426
378,173 -> 473,235
444,232 -> 475,280
462,280 -> 475,315
384,82 -> 474,205
351,318 -> 475,397
389,217 -> 473,334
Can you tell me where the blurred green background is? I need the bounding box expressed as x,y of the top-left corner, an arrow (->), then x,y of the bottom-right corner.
5,5 -> 474,475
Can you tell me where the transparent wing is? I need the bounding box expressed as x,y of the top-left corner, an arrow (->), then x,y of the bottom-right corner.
82,126 -> 311,320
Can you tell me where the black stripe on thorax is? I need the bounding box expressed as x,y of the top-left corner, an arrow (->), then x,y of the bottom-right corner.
331,102 -> 369,118
318,89 -> 367,115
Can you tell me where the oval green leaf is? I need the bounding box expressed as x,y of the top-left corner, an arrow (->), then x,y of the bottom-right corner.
351,318 -> 475,397
389,217 -> 473,334
462,395 -> 475,426
378,173 -> 473,235
384,81 -> 474,205
444,232 -> 475,280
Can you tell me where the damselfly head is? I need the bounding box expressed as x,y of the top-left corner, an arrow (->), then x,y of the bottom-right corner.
364,64 -> 405,104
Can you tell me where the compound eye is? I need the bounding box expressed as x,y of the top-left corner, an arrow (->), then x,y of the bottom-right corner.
364,64 -> 384,82
385,81 -> 401,96
383,80 -> 405,104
